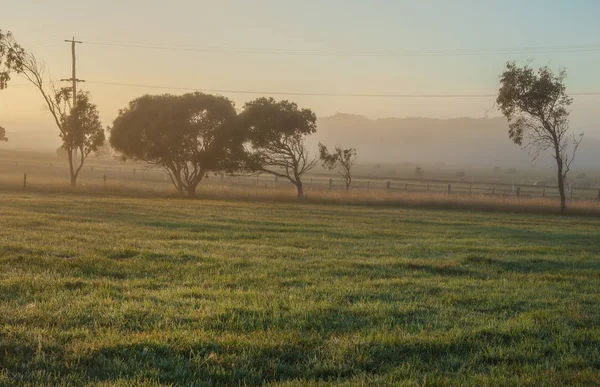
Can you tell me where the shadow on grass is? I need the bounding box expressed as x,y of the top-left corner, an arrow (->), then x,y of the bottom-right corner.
3,318 -> 600,385
1,338 -> 474,385
473,225 -> 600,249
331,260 -> 485,280
464,255 -> 600,274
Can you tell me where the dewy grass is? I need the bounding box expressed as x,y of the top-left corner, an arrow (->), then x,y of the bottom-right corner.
0,192 -> 599,385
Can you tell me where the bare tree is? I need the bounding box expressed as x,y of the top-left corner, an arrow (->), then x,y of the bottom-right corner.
497,62 -> 583,213
319,143 -> 358,192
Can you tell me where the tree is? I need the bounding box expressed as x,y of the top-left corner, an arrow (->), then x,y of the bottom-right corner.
0,126 -> 7,142
0,30 -> 24,90
497,62 -> 583,213
415,167 -> 424,179
110,93 -> 241,196
7,42 -> 104,185
240,98 -> 317,198
60,92 -> 105,185
319,143 -> 357,192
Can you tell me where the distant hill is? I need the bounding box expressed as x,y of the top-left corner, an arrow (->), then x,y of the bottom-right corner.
315,114 -> 600,168
2,114 -> 598,169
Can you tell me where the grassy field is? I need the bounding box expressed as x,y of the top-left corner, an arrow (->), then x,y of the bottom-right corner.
1,192 -> 599,385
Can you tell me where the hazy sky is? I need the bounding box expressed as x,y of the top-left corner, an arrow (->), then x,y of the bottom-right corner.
2,0 -> 600,146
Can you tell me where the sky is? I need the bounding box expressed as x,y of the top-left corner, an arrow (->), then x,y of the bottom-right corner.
2,0 -> 600,149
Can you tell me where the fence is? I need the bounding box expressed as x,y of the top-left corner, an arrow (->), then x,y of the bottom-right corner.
3,158 -> 600,201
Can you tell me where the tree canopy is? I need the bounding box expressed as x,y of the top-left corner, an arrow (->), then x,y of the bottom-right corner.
0,30 -> 24,90
60,91 -> 105,184
497,62 -> 583,213
240,98 -> 317,198
110,92 -> 241,196
0,126 -> 7,142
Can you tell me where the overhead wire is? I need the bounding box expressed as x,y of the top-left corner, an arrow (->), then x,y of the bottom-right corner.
6,38 -> 600,98
7,80 -> 600,98
80,40 -> 600,57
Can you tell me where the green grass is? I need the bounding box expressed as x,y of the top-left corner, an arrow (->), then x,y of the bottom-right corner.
0,192 -> 599,386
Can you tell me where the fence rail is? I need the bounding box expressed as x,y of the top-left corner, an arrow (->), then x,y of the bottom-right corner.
2,158 -> 599,201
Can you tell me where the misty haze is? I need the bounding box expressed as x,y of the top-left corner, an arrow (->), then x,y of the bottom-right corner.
1,1 -> 600,386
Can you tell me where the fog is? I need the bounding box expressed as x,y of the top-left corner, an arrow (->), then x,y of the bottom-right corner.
314,114 -> 600,169
3,113 -> 598,174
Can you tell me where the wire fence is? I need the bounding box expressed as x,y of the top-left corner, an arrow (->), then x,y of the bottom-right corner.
2,158 -> 600,201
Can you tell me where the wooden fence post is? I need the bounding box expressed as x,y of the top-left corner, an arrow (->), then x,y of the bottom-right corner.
103,175 -> 107,187
329,178 -> 333,190
542,189 -> 545,198
23,173 -> 27,190
597,190 -> 600,201
386,181 -> 390,191
447,184 -> 451,195
516,187 -> 521,197
427,183 -> 430,192
405,182 -> 408,191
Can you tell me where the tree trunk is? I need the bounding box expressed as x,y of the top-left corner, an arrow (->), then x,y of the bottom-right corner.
296,181 -> 304,198
67,148 -> 77,186
557,167 -> 566,214
555,150 -> 566,214
187,184 -> 197,197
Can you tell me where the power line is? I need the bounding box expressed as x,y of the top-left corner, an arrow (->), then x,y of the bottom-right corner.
87,81 -> 497,97
81,40 -> 600,57
84,80 -> 600,98
8,80 -> 600,98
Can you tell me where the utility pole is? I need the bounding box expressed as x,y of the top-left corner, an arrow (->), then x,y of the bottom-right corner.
61,37 -> 84,165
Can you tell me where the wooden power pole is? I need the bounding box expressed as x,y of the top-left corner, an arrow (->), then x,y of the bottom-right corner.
61,37 -> 84,161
